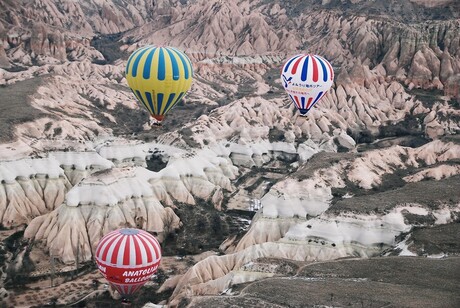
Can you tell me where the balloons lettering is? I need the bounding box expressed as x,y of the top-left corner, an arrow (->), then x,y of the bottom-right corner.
95,228 -> 162,297
281,54 -> 334,116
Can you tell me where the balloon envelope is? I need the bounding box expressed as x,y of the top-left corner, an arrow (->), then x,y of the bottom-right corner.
95,228 -> 162,296
125,46 -> 193,122
281,54 -> 334,116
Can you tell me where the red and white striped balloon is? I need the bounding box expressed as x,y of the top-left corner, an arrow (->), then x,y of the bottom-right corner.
95,228 -> 162,296
281,54 -> 334,116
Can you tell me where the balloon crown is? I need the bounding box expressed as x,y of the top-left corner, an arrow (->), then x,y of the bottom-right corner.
118,228 -> 140,235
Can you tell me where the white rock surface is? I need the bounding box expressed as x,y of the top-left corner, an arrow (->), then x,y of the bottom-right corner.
23,146 -> 239,263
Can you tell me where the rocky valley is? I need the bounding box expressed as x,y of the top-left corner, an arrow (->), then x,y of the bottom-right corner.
0,0 -> 459,307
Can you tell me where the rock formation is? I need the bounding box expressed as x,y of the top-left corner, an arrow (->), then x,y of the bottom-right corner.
0,0 -> 458,307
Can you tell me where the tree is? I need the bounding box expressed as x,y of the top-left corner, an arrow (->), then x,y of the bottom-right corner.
211,213 -> 222,236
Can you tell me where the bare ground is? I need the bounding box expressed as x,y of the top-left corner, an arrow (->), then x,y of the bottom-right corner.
187,256 -> 460,308
329,175 -> 460,214
2,255 -> 193,307
0,78 -> 47,142
405,223 -> 460,256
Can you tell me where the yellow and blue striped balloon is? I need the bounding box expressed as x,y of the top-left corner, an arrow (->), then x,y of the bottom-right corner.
125,46 -> 193,122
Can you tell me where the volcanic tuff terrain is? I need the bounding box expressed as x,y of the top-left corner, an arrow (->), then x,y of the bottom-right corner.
0,0 -> 459,307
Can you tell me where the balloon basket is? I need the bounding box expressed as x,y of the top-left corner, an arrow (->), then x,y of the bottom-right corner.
149,118 -> 163,127
121,298 -> 132,306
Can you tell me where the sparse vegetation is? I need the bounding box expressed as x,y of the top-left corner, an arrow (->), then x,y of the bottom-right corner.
53,127 -> 62,136
0,79 -> 47,142
146,152 -> 168,172
330,176 -> 460,214
378,113 -> 425,139
161,201 -> 242,256
408,88 -> 445,109
409,223 -> 460,256
188,257 -> 460,308
268,127 -> 285,142
90,33 -> 126,64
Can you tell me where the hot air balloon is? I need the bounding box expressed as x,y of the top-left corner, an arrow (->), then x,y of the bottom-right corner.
95,228 -> 161,300
281,54 -> 334,116
125,46 -> 193,123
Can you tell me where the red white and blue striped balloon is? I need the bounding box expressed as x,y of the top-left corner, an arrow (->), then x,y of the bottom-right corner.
281,54 -> 334,116
95,228 -> 162,297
